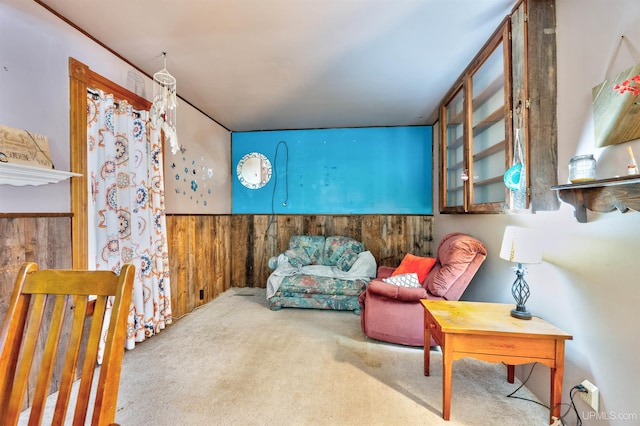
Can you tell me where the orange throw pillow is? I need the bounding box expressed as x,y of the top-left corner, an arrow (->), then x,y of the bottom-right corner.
391,254 -> 437,283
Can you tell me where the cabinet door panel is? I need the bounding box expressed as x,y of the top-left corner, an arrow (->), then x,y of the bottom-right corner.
442,87 -> 466,211
469,37 -> 508,211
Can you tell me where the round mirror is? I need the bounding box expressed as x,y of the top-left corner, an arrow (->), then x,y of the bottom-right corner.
236,152 -> 272,189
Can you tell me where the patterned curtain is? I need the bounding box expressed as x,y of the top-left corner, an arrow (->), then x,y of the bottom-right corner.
87,90 -> 172,362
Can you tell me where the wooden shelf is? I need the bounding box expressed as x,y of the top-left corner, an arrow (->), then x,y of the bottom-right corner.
447,159 -> 464,171
551,175 -> 640,222
0,163 -> 82,186
447,109 -> 464,125
446,133 -> 465,151
472,76 -> 503,107
472,175 -> 504,187
473,107 -> 504,135
473,139 -> 505,161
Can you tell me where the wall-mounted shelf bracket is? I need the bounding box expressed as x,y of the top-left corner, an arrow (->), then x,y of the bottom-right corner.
551,175 -> 640,222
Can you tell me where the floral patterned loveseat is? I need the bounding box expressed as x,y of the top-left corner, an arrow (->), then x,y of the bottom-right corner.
266,236 -> 377,313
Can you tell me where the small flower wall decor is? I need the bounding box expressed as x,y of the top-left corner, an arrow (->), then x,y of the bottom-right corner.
167,155 -> 213,208
613,75 -> 640,97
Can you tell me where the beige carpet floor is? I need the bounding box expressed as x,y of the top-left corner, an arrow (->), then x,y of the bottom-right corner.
23,287 -> 551,425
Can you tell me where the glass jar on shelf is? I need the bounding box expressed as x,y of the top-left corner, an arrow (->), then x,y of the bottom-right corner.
569,154 -> 596,183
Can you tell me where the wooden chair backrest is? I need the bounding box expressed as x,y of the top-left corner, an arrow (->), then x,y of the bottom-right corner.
0,262 -> 135,426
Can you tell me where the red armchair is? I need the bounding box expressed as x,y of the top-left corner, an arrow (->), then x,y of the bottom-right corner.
359,232 -> 487,347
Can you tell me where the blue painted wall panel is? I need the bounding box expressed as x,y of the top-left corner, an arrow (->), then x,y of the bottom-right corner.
232,126 -> 432,214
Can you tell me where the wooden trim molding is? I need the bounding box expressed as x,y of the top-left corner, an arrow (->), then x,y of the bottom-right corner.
69,58 -> 89,269
0,213 -> 73,218
68,57 -> 152,269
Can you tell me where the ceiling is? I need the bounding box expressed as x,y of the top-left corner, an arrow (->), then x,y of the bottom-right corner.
37,0 -> 516,132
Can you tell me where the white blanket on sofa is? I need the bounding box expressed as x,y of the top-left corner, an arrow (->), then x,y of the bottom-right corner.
266,250 -> 377,299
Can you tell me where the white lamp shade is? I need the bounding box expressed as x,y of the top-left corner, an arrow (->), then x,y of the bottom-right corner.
499,226 -> 542,264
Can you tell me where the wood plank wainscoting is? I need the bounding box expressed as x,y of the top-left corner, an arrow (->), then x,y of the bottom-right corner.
164,214 -> 435,318
0,214 -> 73,314
1,213 -> 433,408
0,213 -> 73,410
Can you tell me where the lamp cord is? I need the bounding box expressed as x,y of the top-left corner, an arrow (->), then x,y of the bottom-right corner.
507,362 -> 546,407
507,363 -> 585,426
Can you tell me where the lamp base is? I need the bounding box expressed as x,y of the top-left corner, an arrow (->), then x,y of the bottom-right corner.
510,264 -> 532,320
511,306 -> 532,320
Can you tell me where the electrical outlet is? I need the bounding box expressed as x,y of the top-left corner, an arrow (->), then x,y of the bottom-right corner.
579,379 -> 599,412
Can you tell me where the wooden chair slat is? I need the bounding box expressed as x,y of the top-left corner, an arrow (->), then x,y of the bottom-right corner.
93,265 -> 135,423
0,263 -> 37,418
53,296 -> 89,424
6,293 -> 48,423
73,295 -> 108,424
29,295 -> 68,426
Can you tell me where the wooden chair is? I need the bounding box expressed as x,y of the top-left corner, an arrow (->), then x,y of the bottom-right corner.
0,262 -> 135,426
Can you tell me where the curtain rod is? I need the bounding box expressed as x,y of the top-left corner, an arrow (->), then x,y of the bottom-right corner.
87,88 -> 142,118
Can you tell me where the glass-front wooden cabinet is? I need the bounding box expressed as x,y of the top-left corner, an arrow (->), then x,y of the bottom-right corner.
438,0 -> 559,215
440,20 -> 511,213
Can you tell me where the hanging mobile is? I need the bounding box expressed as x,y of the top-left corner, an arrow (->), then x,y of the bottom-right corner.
152,52 -> 179,154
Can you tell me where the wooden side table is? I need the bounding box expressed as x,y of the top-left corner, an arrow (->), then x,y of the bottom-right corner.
421,300 -> 572,423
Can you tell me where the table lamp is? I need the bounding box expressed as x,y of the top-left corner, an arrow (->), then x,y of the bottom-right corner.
499,226 -> 542,320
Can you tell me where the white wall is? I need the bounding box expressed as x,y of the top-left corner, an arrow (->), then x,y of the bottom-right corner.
0,0 -> 231,214
434,1 -> 640,424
